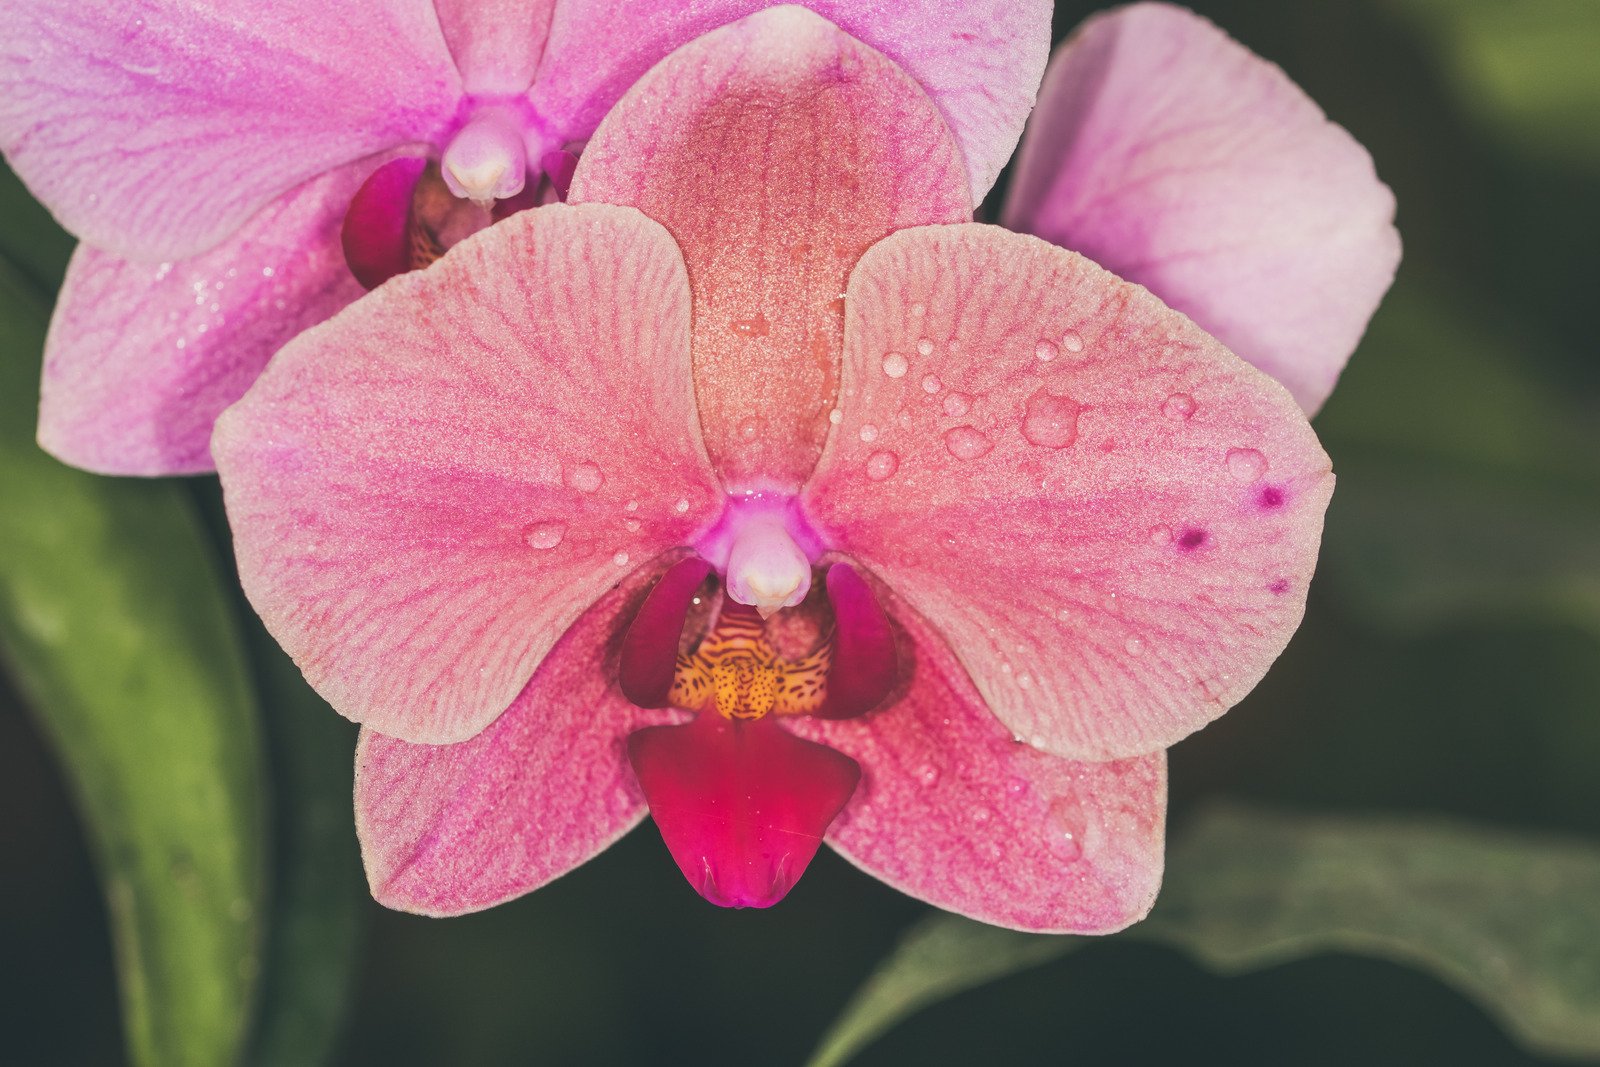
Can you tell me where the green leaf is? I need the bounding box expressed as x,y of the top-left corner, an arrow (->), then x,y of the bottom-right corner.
0,261 -> 267,1067
807,807 -> 1600,1066
1384,0 -> 1600,171
0,161 -> 75,293
242,627 -> 367,1067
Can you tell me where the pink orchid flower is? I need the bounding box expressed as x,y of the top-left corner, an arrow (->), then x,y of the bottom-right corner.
0,0 -> 1050,476
212,4 -> 1397,931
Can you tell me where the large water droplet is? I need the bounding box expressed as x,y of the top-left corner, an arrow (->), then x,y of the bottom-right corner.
828,408 -> 843,425
1162,392 -> 1197,420
1034,339 -> 1059,363
1021,389 -> 1081,449
564,462 -> 604,493
858,423 -> 879,443
921,373 -> 941,394
1061,330 -> 1084,354
866,450 -> 900,481
882,352 -> 909,378
523,521 -> 566,550
942,425 -> 993,460
942,392 -> 971,417
1225,447 -> 1268,482
1047,797 -> 1086,860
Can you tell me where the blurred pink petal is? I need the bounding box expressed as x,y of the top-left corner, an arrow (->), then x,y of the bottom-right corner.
570,6 -> 971,489
38,158 -> 375,475
803,224 -> 1332,761
0,0 -> 460,259
212,204 -> 722,743
794,593 -> 1165,933
356,574 -> 684,916
1002,2 -> 1400,413
536,0 -> 1050,203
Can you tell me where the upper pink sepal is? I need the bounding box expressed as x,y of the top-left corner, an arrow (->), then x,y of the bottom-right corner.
619,556 -> 713,708
39,159 -> 373,475
0,0 -> 461,259
433,0 -> 555,94
213,204 -> 723,744
803,223 -> 1333,761
356,576 -> 683,916
816,562 -> 896,719
340,156 -> 427,291
792,597 -> 1165,933
629,714 -> 860,908
570,5 -> 971,489
532,0 -> 1050,204
1002,2 -> 1399,413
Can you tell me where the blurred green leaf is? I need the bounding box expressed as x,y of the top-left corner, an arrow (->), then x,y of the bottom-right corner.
0,162 -> 75,293
0,261 -> 267,1066
243,628 -> 367,1067
1317,282 -> 1600,635
1386,0 -> 1600,170
808,806 -> 1600,1066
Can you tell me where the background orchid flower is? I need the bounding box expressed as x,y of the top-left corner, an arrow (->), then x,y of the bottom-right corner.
0,0 -> 1050,476
212,5 -> 1354,932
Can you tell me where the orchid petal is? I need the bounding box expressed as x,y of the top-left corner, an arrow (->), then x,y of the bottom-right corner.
213,204 -> 722,744
619,556 -> 713,709
39,159 -> 376,476
569,5 -> 970,489
434,0 -> 555,94
793,597 -> 1165,933
1002,2 -> 1400,414
340,155 -> 428,291
0,0 -> 459,259
815,562 -> 896,720
356,576 -> 683,916
629,714 -> 860,909
534,0 -> 1049,203
804,224 -> 1333,761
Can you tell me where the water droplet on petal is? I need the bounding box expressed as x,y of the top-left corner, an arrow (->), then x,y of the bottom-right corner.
1047,797 -> 1086,860
882,352 -> 909,378
738,416 -> 766,440
565,462 -> 604,493
1021,390 -> 1081,449
624,499 -> 639,512
943,425 -> 993,460
1162,392 -> 1197,420
866,450 -> 899,481
1006,776 -> 1029,797
1016,672 -> 1034,689
674,497 -> 690,514
1124,635 -> 1145,656
1148,524 -> 1173,544
916,338 -> 934,356
921,373 -> 941,394
1226,447 -> 1268,482
1061,330 -> 1084,353
613,550 -> 631,566
858,423 -> 879,443
828,408 -> 843,424
942,392 -> 971,417
1034,339 -> 1058,362
524,521 -> 566,550
917,764 -> 940,786
624,519 -> 641,533
910,302 -> 927,317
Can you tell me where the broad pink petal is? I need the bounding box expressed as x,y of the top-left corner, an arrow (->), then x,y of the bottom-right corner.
534,0 -> 1049,203
569,6 -> 971,489
803,225 -> 1333,761
629,714 -> 861,909
793,594 -> 1165,933
1002,3 -> 1400,414
0,0 -> 459,259
816,562 -> 896,720
341,155 -> 427,291
619,556 -> 713,708
356,575 -> 685,916
39,158 -> 376,476
213,204 -> 723,744
434,0 -> 555,94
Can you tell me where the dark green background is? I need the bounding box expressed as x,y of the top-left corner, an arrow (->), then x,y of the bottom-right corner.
3,1 -> 1597,1064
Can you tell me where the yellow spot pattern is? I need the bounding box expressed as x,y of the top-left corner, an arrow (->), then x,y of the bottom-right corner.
669,603 -> 830,721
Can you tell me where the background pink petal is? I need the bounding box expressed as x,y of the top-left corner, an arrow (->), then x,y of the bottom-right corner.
213,204 -> 723,744
0,0 -> 460,259
434,0 -> 554,94
356,575 -> 685,917
802,224 -> 1333,762
793,589 -> 1165,933
570,6 -> 970,490
1001,2 -> 1400,414
534,0 -> 1049,203
38,158 -> 379,476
